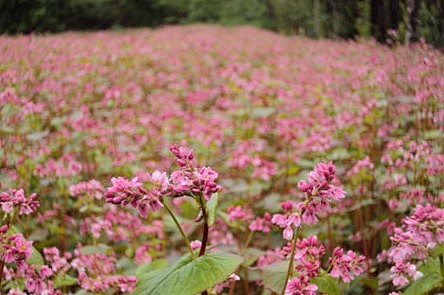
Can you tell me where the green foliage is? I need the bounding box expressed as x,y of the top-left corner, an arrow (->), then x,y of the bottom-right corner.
0,0 -> 442,47
260,260 -> 288,293
356,0 -> 371,38
206,193 -> 219,226
134,251 -> 243,295
310,272 -> 341,295
54,274 -> 78,288
403,258 -> 443,295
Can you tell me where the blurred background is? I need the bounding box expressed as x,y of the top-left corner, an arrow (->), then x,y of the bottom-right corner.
0,0 -> 443,47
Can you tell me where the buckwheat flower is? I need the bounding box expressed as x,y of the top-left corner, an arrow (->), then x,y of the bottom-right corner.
272,204 -> 301,240
2,234 -> 33,263
293,235 -> 325,277
297,162 -> 345,225
139,194 -> 163,217
0,189 -> 39,216
227,205 -> 254,222
170,144 -> 194,167
249,213 -> 272,233
134,243 -> 152,264
285,275 -> 317,295
8,288 -> 25,295
148,170 -> 169,192
190,240 -> 202,250
106,177 -> 142,201
213,273 -> 240,294
329,247 -> 365,283
390,261 -> 423,287
69,179 -> 104,199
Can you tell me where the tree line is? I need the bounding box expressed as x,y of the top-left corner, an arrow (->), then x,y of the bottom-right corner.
0,0 -> 443,47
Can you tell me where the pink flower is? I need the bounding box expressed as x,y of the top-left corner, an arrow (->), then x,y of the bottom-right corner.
285,275 -> 317,295
190,240 -> 202,250
249,213 -> 272,233
0,189 -> 39,216
272,210 -> 301,240
329,247 -> 365,283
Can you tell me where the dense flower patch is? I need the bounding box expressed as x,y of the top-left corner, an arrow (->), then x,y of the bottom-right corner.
0,25 -> 443,294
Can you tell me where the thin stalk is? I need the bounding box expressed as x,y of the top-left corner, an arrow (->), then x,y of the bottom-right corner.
243,231 -> 254,250
198,195 -> 209,295
281,226 -> 300,295
327,216 -> 333,254
439,254 -> 444,280
163,200 -> 195,259
199,221 -> 209,257
0,259 -> 4,293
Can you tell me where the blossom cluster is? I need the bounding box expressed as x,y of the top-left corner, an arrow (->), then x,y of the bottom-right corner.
385,204 -> 444,287
0,225 -> 33,264
0,189 -> 39,216
105,145 -> 222,217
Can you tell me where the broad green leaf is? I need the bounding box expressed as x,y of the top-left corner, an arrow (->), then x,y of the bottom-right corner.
260,260 -> 289,293
27,246 -> 44,266
403,258 -> 442,295
135,259 -> 168,277
242,247 -> 264,267
206,193 -> 219,226
54,274 -> 78,288
134,251 -> 243,295
311,273 -> 340,295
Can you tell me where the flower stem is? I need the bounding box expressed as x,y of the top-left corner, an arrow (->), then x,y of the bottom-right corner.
163,200 -> 195,259
439,254 -> 444,279
197,195 -> 210,295
0,259 -> 4,293
199,220 -> 209,257
281,226 -> 300,295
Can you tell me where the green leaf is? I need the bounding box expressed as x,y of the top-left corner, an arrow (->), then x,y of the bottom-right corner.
206,193 -> 219,226
430,244 -> 444,257
135,259 -> 168,277
311,273 -> 340,295
403,258 -> 442,295
27,246 -> 44,266
260,260 -> 289,293
54,274 -> 78,288
242,248 -> 264,267
134,251 -> 243,295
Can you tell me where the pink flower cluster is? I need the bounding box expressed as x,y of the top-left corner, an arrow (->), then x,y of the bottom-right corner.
272,201 -> 301,240
0,189 -> 39,215
72,248 -> 137,293
105,145 -> 222,217
5,262 -> 58,294
297,162 -> 346,224
284,236 -> 323,295
249,212 -> 272,233
168,144 -> 222,200
329,247 -> 366,282
285,275 -> 318,295
69,179 -> 104,199
386,204 -> 444,287
104,176 -> 158,218
272,162 -> 345,240
227,205 -> 254,222
0,225 -> 33,264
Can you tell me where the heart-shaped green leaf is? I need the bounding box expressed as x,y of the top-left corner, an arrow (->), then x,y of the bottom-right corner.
134,251 -> 243,295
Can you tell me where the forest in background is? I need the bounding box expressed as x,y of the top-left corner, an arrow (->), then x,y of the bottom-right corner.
0,0 -> 443,47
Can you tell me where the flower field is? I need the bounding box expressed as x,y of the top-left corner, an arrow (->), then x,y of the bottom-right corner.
0,25 -> 443,294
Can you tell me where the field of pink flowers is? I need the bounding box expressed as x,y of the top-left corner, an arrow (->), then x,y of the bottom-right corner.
0,25 -> 443,295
